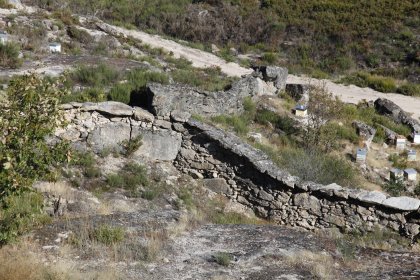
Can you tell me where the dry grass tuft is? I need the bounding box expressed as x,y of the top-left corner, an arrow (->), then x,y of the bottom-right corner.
285,250 -> 336,280
0,243 -> 120,280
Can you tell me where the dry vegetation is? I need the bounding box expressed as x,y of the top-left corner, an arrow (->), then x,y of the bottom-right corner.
285,250 -> 336,280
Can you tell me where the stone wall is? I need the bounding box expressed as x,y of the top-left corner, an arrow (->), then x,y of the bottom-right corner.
57,101 -> 420,240
175,120 -> 420,240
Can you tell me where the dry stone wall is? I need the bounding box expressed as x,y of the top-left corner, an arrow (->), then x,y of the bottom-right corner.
57,101 -> 420,240
175,120 -> 420,240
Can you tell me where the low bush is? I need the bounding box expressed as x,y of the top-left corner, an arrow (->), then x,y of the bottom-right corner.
382,180 -> 405,196
342,105 -> 412,139
255,109 -> 297,135
277,148 -> 357,187
261,52 -> 278,64
92,225 -> 125,246
211,115 -> 249,135
214,252 -> 233,266
0,192 -> 51,244
397,83 -> 420,97
414,183 -> 420,196
61,87 -> 106,103
109,69 -> 169,105
121,135 -> 143,157
176,187 -> 194,210
341,72 -> 397,93
106,162 -> 149,196
0,0 -> 13,8
171,66 -> 236,92
0,42 -> 21,68
69,64 -> 120,87
388,153 -> 407,170
107,83 -> 132,104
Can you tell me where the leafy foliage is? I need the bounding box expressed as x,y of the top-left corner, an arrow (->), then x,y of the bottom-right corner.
303,84 -> 344,151
0,74 -> 69,197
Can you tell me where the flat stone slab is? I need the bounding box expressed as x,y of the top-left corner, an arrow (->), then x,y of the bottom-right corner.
95,101 -> 134,117
357,191 -> 387,205
382,196 -> 420,211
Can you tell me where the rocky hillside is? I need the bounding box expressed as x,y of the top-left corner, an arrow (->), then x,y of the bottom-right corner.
0,1 -> 420,280
22,0 -> 420,87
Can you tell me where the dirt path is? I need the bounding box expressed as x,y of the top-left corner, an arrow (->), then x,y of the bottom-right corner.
97,21 -> 420,120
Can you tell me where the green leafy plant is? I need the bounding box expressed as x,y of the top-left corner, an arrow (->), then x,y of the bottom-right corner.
121,136 -> 143,157
0,74 -> 69,197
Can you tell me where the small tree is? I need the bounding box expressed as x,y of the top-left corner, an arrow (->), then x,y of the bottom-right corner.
303,84 -> 344,151
0,74 -> 69,197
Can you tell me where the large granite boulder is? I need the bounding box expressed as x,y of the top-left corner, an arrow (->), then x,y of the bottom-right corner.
374,98 -> 420,133
252,66 -> 288,90
353,121 -> 376,149
145,69 -> 289,118
285,84 -> 313,103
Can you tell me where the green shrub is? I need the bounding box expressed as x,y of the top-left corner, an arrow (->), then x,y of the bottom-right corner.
106,174 -> 125,189
214,252 -> 233,266
0,192 -> 51,244
341,72 -> 397,93
255,110 -> 297,135
176,188 -> 194,209
343,106 -> 412,139
106,162 -> 149,196
0,75 -> 69,198
92,225 -> 125,245
108,83 -> 132,104
171,66 -> 235,92
0,42 -> 21,68
278,148 -> 357,187
69,64 -> 120,87
108,69 -> 169,105
211,211 -> 261,225
382,180 -> 405,196
52,8 -> 77,25
121,136 -> 143,157
323,123 -> 359,144
261,52 -> 278,64
61,87 -> 106,103
0,0 -> 13,8
397,83 -> 420,97
388,153 -> 407,170
211,115 -> 249,135
71,152 -> 95,168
